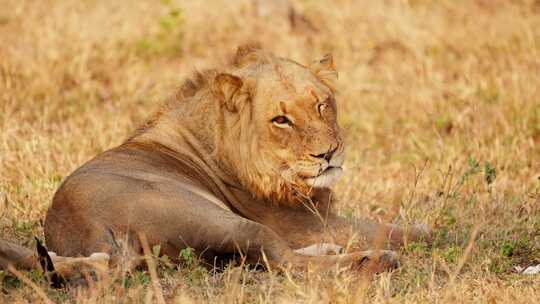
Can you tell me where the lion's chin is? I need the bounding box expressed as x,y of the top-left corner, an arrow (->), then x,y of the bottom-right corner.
304,167 -> 343,188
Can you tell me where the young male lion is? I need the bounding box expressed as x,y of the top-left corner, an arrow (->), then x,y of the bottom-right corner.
0,46 -> 430,282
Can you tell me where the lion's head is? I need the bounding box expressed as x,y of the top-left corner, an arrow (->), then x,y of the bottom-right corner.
212,46 -> 345,203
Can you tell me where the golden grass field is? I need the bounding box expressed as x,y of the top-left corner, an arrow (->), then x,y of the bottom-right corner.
1,0 -> 539,302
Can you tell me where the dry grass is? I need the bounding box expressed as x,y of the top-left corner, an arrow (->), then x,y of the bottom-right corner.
1,0 -> 539,302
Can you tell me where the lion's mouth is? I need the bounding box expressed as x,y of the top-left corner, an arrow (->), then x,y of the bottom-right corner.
317,166 -> 342,176
303,166 -> 343,188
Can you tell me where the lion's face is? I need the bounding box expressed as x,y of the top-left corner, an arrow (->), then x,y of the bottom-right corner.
253,60 -> 344,190
215,50 -> 344,202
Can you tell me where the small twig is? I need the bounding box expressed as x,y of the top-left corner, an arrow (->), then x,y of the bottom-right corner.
138,233 -> 166,304
449,224 -> 481,285
405,159 -> 429,214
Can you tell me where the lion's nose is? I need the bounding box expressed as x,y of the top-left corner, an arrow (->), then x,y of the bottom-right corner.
310,146 -> 337,162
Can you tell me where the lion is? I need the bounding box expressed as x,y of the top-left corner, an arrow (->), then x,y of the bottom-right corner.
0,46 -> 430,283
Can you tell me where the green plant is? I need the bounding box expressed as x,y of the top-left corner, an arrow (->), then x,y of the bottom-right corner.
440,245 -> 462,265
136,1 -> 184,57
122,271 -> 151,289
484,162 -> 496,186
178,247 -> 206,286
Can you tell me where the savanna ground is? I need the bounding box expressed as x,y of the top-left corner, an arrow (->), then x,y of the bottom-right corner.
1,0 -> 539,302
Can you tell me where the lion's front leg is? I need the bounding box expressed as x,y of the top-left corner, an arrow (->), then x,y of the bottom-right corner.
327,214 -> 432,250
281,189 -> 431,251
261,207 -> 430,252
154,201 -> 399,274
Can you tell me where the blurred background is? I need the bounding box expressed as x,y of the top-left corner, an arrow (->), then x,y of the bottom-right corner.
0,0 -> 539,302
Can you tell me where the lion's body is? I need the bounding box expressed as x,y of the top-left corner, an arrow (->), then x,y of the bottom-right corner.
1,47 -> 430,280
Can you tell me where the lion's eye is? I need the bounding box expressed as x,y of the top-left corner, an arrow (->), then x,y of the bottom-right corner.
271,115 -> 292,127
317,103 -> 328,116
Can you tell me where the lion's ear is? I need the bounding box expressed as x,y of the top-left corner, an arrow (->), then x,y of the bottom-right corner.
233,43 -> 263,67
310,54 -> 338,91
214,73 -> 244,112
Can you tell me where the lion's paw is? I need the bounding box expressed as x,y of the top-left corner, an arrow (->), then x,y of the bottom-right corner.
353,250 -> 399,273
